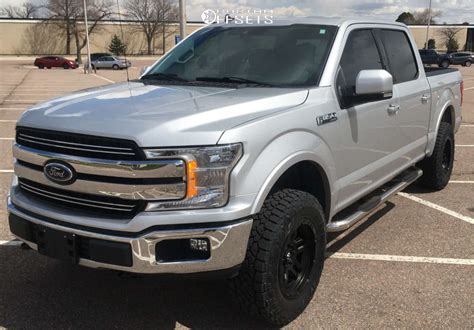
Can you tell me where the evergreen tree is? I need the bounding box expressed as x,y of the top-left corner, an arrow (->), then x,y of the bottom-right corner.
427,39 -> 436,49
396,12 -> 415,24
108,34 -> 127,56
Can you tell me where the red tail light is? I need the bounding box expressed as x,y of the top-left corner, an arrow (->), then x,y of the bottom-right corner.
460,80 -> 464,107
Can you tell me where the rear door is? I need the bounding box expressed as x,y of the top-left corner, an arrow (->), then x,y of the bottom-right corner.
378,28 -> 431,166
426,50 -> 439,64
332,27 -> 401,209
103,56 -> 115,68
53,57 -> 61,67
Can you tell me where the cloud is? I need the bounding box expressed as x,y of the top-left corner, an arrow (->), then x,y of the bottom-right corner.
1,0 -> 472,24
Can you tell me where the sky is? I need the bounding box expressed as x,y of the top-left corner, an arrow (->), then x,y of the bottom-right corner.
0,0 -> 473,24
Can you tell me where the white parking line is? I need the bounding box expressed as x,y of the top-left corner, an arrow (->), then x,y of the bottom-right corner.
461,124 -> 474,127
0,108 -> 26,111
0,138 -> 14,140
464,86 -> 474,91
0,170 -> 14,173
328,252 -> 474,266
398,192 -> 474,225
0,240 -> 21,246
456,145 -> 474,147
0,120 -> 16,122
93,74 -> 115,84
450,180 -> 474,183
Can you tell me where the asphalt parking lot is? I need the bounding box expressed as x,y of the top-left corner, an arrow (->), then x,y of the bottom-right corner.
0,59 -> 473,328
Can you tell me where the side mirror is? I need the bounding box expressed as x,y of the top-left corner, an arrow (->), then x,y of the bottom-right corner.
140,65 -> 150,76
355,69 -> 393,97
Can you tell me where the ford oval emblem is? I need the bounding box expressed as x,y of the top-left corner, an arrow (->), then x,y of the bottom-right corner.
44,162 -> 76,185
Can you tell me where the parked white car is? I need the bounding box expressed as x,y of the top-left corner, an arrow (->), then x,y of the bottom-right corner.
90,55 -> 131,70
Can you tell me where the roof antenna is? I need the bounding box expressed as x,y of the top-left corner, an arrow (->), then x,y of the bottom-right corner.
116,0 -> 130,83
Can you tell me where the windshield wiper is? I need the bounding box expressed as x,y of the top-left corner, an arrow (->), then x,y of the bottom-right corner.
196,76 -> 276,87
141,72 -> 189,82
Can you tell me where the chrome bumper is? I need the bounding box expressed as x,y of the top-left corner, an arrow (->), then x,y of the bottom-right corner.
8,202 -> 253,274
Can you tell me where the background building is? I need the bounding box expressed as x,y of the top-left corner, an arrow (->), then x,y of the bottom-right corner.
0,18 -> 473,57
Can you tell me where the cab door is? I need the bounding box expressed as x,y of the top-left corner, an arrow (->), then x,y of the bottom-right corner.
103,56 -> 114,68
332,28 -> 402,210
53,57 -> 61,67
378,29 -> 431,167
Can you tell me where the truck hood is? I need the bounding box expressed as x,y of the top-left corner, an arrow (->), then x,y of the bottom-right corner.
19,81 -> 308,147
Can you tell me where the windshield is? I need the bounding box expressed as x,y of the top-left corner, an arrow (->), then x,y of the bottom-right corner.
143,24 -> 337,87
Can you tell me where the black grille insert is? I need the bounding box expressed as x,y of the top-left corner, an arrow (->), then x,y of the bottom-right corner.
18,178 -> 145,219
16,126 -> 145,161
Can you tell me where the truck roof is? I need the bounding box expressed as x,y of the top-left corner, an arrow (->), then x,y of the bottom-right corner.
215,16 -> 407,28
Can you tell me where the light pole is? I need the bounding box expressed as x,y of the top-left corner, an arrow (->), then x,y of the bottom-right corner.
179,0 -> 186,40
83,0 -> 92,73
425,0 -> 433,49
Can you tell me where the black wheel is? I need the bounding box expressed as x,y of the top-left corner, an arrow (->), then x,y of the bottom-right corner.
38,65 -> 44,69
465,60 -> 472,67
112,64 -> 119,70
63,63 -> 69,69
230,189 -> 326,326
440,60 -> 450,68
418,122 -> 454,190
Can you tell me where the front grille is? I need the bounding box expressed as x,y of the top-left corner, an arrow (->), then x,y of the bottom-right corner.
18,178 -> 145,218
16,127 -> 145,161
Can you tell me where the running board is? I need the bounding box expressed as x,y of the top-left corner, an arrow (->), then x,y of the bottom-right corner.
327,167 -> 423,232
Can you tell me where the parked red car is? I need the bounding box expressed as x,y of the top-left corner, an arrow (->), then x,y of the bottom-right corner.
34,56 -> 78,69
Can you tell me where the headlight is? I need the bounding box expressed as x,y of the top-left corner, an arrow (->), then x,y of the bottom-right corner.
144,143 -> 242,210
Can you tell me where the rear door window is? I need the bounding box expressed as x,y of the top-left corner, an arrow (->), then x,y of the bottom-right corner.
380,30 -> 418,84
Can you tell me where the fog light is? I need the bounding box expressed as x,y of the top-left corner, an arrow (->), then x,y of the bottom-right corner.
190,238 -> 209,252
155,238 -> 211,262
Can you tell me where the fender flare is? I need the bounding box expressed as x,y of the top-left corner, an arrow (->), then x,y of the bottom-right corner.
426,88 -> 455,156
250,150 -> 335,217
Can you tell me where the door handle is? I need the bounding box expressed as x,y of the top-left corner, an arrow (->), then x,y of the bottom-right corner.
421,94 -> 430,104
387,104 -> 400,115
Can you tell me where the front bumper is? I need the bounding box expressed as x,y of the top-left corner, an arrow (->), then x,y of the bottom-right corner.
7,202 -> 252,274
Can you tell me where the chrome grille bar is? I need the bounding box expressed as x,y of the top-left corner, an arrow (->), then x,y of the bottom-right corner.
18,133 -> 135,151
17,135 -> 136,156
13,144 -> 185,179
16,127 -> 144,161
19,181 -> 137,212
14,162 -> 186,201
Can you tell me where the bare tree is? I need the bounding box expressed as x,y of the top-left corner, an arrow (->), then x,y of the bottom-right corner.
125,0 -> 177,55
44,0 -> 113,60
157,0 -> 179,54
72,0 -> 113,63
413,8 -> 442,24
45,0 -> 79,54
439,28 -> 462,52
2,2 -> 38,18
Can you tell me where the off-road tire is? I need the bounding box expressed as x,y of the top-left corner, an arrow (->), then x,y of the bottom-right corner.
230,189 -> 326,327
418,122 -> 454,190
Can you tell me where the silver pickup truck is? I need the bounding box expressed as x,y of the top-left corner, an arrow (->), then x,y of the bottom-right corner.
8,18 -> 463,325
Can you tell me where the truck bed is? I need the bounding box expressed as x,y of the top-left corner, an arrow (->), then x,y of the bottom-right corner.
424,67 -> 459,77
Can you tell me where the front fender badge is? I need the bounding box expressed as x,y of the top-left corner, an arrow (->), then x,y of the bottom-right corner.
316,112 -> 337,126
